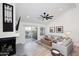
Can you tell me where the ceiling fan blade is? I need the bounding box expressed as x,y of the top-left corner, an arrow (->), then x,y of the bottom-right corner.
40,15 -> 44,18
46,14 -> 49,16
46,18 -> 48,20
49,17 -> 53,19
46,17 -> 50,20
49,16 -> 54,17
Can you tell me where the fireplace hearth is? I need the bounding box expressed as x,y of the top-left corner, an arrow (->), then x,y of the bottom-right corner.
0,37 -> 16,56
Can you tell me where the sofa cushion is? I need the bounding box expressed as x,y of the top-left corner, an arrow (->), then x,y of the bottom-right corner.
57,36 -> 64,42
40,38 -> 52,46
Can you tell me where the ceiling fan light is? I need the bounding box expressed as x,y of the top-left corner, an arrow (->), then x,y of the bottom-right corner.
41,12 -> 54,20
44,12 -> 46,15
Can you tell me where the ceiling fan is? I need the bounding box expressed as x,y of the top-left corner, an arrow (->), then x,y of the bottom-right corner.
40,12 -> 54,20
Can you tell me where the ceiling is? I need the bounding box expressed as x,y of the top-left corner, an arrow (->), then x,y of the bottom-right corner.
16,3 -> 76,25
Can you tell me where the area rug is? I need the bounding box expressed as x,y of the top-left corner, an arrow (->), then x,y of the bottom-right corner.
36,40 -> 52,50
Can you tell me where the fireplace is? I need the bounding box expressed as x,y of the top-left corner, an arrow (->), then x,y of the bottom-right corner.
0,37 -> 16,56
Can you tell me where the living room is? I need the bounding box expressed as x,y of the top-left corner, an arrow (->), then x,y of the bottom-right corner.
16,3 -> 79,56
0,2 -> 79,56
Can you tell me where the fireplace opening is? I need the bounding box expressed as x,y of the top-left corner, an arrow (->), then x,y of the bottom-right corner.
0,37 -> 16,56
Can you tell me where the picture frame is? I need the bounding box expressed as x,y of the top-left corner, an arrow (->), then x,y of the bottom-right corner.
49,27 -> 55,33
56,26 -> 63,33
3,3 -> 13,32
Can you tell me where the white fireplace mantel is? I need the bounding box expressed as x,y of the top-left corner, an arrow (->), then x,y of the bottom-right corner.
0,32 -> 19,38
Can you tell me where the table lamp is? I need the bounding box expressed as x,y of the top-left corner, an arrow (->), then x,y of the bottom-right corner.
64,32 -> 72,38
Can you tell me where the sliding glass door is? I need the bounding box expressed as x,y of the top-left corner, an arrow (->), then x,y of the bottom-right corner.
25,26 -> 37,40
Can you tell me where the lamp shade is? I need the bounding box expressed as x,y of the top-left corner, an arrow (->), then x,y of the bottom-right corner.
64,32 -> 72,37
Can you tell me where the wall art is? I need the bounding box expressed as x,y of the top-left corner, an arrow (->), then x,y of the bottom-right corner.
3,3 -> 13,32
49,27 -> 55,33
56,26 -> 63,33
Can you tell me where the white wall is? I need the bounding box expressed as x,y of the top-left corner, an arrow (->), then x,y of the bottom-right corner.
46,6 -> 79,46
0,3 -> 17,38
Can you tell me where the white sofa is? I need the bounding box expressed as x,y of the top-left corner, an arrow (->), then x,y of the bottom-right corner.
52,38 -> 73,56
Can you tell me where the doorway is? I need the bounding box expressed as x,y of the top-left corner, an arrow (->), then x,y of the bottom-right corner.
25,26 -> 38,43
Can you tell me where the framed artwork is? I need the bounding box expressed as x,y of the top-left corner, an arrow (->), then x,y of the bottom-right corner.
3,3 -> 13,32
49,27 -> 55,33
56,26 -> 63,33
40,27 -> 45,35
